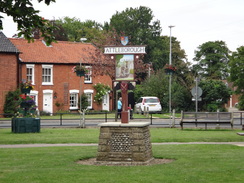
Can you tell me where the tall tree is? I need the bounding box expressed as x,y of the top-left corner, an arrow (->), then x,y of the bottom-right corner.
193,41 -> 230,80
0,0 -> 56,45
228,46 -> 244,110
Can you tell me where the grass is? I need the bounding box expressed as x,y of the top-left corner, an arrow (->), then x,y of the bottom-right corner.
0,127 -> 244,183
0,145 -> 243,183
0,128 -> 244,144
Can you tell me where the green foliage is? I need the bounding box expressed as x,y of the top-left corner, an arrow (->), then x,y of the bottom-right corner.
134,84 -> 144,102
55,17 -> 104,42
229,46 -> 244,94
193,41 -> 230,79
237,95 -> 244,110
93,83 -> 111,105
3,89 -> 21,117
80,93 -> 89,110
199,80 -> 231,111
228,46 -> 244,110
0,0 -> 56,45
138,69 -> 193,112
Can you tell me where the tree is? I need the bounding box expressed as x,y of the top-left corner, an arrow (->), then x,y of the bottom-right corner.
4,89 -> 21,117
139,69 -> 192,112
0,0 -> 56,45
228,46 -> 244,110
193,41 -> 230,80
55,17 -> 104,42
199,80 -> 231,111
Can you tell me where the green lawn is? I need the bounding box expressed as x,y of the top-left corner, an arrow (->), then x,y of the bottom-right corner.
0,128 -> 244,183
0,128 -> 243,144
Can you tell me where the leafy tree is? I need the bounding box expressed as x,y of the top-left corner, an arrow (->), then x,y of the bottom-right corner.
199,80 -> 231,111
193,41 -> 230,80
0,0 -> 56,45
79,93 -> 89,110
228,46 -> 244,110
139,69 -> 192,112
55,17 -> 104,42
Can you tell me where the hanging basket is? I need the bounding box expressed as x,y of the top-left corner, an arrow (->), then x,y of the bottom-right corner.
21,88 -> 31,94
165,69 -> 175,75
76,70 -> 85,77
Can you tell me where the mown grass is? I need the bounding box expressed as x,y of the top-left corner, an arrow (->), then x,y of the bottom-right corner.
0,128 -> 244,183
0,128 -> 243,144
0,144 -> 243,183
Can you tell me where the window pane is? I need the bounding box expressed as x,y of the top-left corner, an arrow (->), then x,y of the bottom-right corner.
27,68 -> 33,82
70,93 -> 78,108
42,68 -> 51,82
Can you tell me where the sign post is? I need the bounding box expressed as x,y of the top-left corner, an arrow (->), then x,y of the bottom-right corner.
191,77 -> 202,112
104,37 -> 146,123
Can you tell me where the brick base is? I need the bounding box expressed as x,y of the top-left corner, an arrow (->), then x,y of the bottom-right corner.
96,122 -> 153,165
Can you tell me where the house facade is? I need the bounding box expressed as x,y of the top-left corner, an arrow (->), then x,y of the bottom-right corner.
0,31 -> 113,115
0,32 -> 19,115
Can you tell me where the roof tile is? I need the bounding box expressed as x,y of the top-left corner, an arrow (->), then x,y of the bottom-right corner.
0,31 -> 19,53
10,38 -> 98,64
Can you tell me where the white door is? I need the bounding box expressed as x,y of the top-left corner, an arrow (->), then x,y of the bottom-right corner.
43,91 -> 53,114
102,94 -> 109,111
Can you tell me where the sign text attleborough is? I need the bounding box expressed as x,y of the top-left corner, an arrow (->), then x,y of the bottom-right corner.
104,46 -> 146,54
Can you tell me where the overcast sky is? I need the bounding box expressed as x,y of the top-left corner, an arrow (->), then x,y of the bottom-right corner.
1,0 -> 244,62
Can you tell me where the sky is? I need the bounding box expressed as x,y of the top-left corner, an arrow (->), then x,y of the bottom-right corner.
1,0 -> 244,62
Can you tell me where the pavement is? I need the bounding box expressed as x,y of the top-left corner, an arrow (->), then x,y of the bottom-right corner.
1,142 -> 244,148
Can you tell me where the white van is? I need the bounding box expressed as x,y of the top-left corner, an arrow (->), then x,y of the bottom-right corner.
134,96 -> 162,114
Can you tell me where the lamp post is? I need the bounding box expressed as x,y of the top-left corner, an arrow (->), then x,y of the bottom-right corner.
169,25 -> 175,117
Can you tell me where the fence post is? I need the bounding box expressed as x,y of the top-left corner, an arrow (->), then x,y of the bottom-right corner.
60,113 -> 63,126
171,109 -> 175,128
150,113 -> 153,125
105,111 -> 107,122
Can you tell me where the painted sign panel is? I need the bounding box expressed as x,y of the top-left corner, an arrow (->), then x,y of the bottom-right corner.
104,46 -> 146,54
116,55 -> 134,81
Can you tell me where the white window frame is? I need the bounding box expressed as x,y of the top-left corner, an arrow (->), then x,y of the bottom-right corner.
26,64 -> 35,85
84,66 -> 92,83
84,89 -> 94,109
42,65 -> 53,85
69,90 -> 79,110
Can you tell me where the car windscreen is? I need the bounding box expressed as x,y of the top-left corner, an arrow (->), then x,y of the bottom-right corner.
144,98 -> 158,103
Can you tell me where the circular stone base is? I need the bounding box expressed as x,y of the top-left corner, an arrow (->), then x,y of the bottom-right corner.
77,158 -> 174,166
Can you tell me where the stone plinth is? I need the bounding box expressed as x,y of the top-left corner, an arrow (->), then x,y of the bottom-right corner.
96,122 -> 153,165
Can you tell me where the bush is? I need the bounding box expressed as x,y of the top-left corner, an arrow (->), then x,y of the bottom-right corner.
3,89 -> 21,117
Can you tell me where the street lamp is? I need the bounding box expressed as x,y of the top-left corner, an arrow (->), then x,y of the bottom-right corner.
169,25 -> 175,116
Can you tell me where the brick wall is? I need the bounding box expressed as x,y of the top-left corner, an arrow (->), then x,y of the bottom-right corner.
0,54 -> 18,114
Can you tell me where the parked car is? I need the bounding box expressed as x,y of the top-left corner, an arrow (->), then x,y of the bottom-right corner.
134,96 -> 162,114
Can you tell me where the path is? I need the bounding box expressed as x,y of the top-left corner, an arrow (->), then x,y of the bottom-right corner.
0,142 -> 244,148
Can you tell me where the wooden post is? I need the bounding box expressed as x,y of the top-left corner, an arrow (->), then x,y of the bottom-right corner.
120,82 -> 128,123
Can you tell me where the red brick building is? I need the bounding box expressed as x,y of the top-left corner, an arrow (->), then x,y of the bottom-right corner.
0,31 -> 113,114
0,32 -> 20,114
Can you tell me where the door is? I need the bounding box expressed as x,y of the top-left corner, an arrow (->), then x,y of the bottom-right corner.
43,91 -> 53,114
102,94 -> 109,111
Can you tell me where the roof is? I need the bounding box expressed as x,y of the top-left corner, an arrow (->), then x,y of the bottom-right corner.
0,31 -> 19,53
10,38 -> 98,64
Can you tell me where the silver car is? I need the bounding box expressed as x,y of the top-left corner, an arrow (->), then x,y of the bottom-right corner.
134,96 -> 162,114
